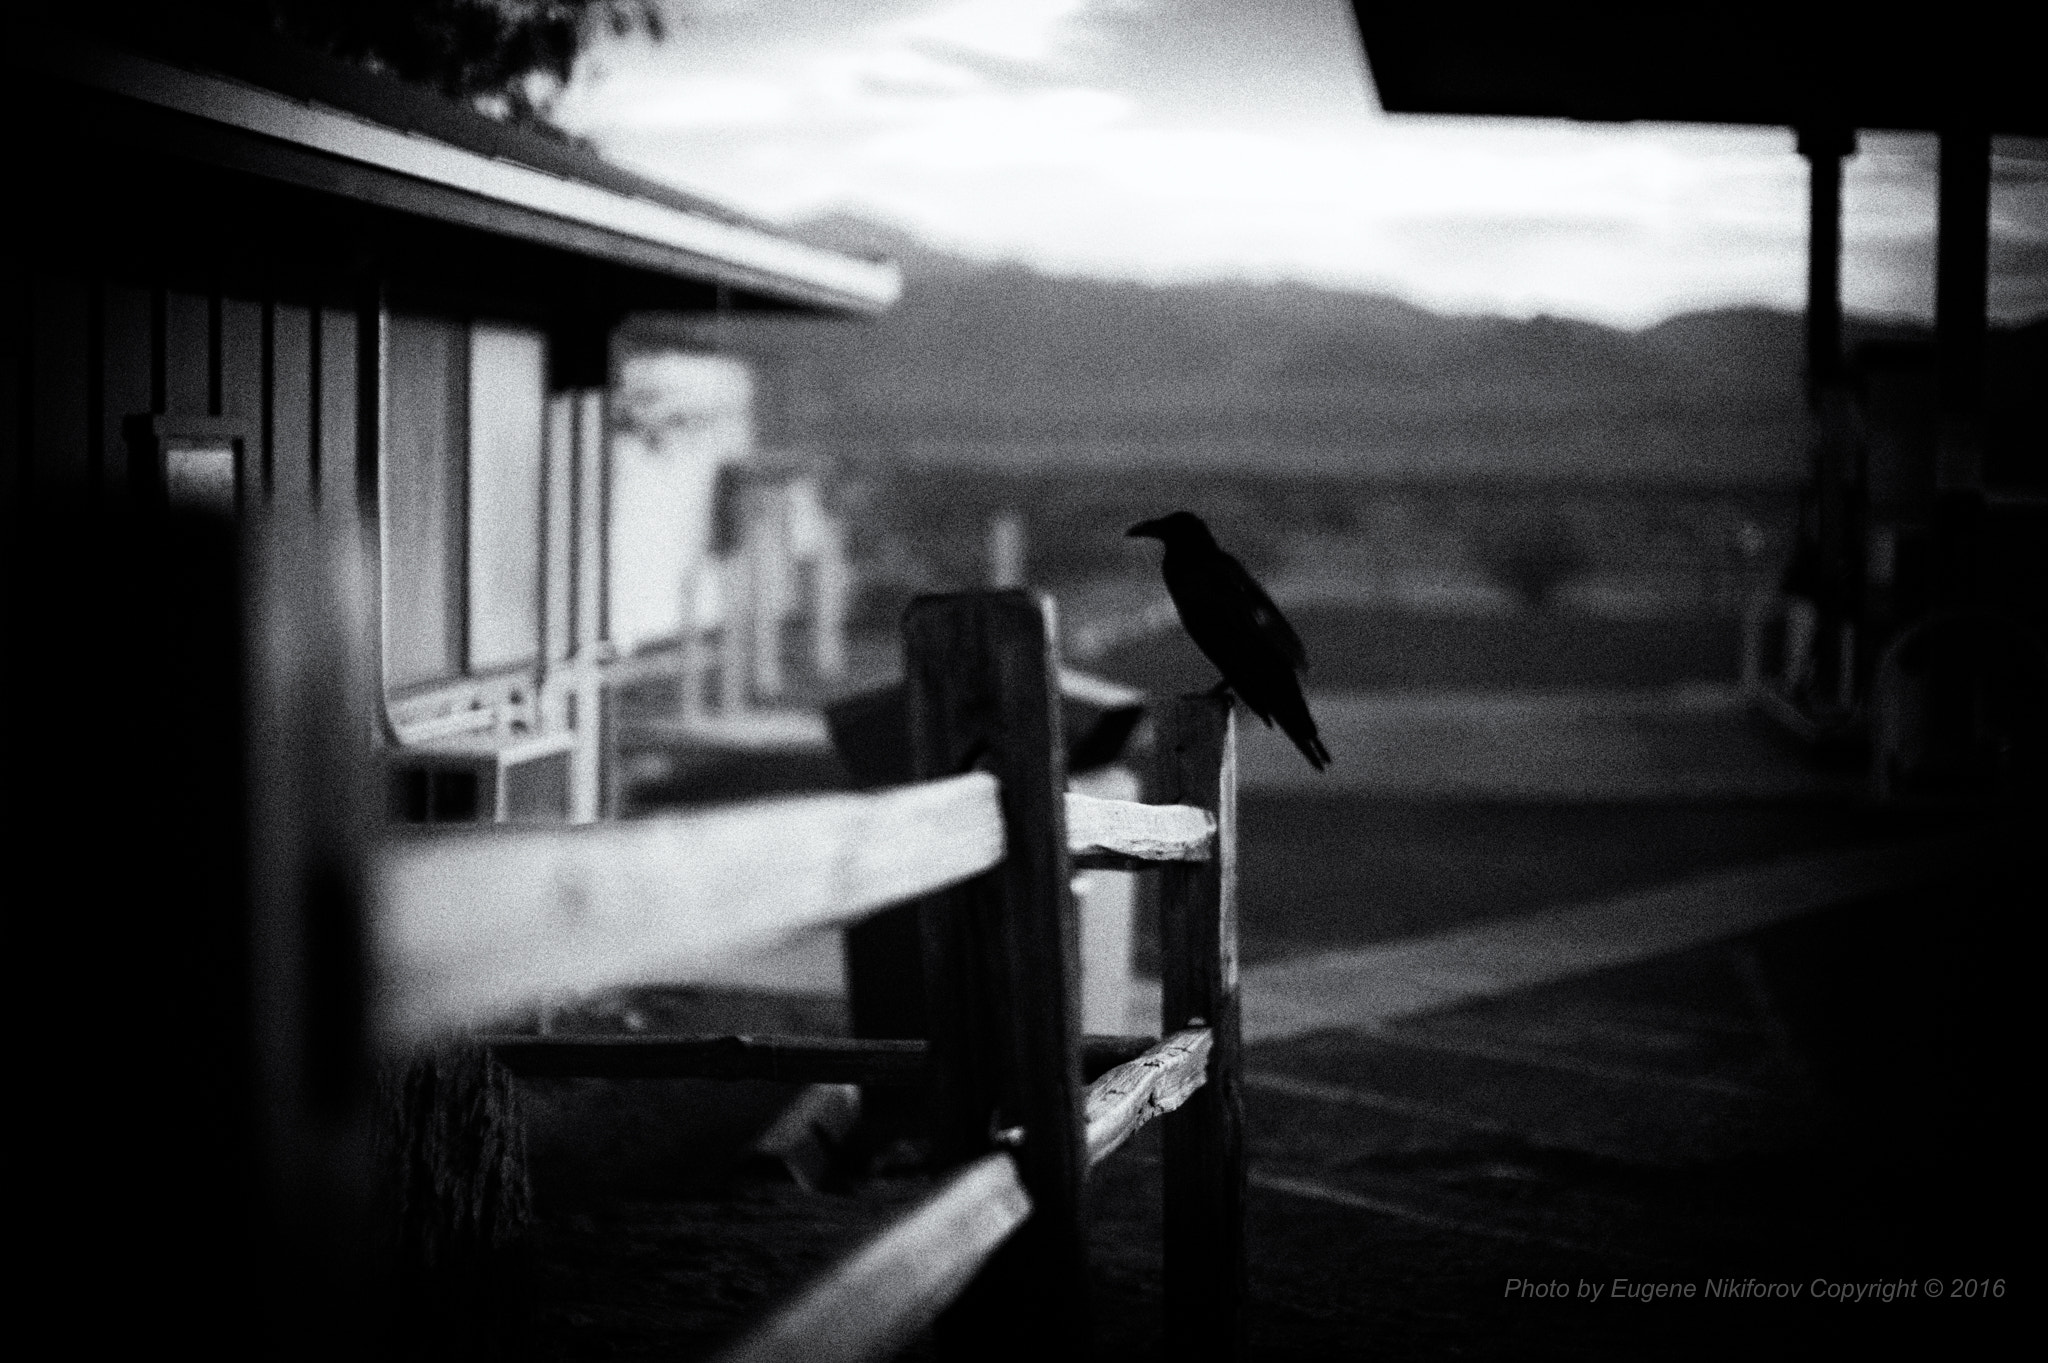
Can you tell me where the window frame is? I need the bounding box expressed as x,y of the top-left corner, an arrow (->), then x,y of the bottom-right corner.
378,306 -> 555,735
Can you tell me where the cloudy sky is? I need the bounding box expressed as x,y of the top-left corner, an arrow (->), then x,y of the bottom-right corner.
556,0 -> 2047,328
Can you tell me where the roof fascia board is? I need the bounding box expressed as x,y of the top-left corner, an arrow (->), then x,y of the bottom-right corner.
41,42 -> 901,314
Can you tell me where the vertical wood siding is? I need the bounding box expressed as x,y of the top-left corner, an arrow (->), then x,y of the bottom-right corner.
2,278 -> 21,514
13,271 -> 359,511
319,309 -> 358,507
100,284 -> 152,498
163,290 -> 211,420
16,262 -> 616,825
31,276 -> 92,495
221,295 -> 263,481
270,302 -> 315,510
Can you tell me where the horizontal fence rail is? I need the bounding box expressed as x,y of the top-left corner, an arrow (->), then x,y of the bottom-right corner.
362,591 -> 1243,1360
701,1029 -> 1211,1363
1084,1028 -> 1213,1168
378,772 -> 1004,1036
486,1032 -> 1159,1085
1067,791 -> 1215,869
380,777 -> 1213,1037
716,1153 -> 1033,1363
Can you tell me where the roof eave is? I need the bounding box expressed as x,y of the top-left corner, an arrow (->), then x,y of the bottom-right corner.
32,40 -> 901,316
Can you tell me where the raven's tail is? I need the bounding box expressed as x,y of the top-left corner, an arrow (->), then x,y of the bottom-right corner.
1287,724 -> 1332,772
1227,675 -> 1331,772
1272,687 -> 1331,772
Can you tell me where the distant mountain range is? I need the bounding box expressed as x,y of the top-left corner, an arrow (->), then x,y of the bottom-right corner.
677,214 -> 1941,487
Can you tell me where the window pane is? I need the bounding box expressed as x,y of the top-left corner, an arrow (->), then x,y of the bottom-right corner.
467,324 -> 546,674
384,313 -> 466,691
546,391 -> 576,663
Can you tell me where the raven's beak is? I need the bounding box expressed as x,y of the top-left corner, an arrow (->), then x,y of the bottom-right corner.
1126,518 -> 1162,539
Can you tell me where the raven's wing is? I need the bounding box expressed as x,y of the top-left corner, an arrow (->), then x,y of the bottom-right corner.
1215,549 -> 1307,669
1164,545 -> 1307,687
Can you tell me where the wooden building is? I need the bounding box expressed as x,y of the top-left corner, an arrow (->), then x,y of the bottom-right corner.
9,20 -> 899,1346
8,23 -> 898,824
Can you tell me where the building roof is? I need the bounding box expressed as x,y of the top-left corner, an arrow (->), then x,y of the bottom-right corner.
1350,9 -> 2046,135
26,26 -> 899,316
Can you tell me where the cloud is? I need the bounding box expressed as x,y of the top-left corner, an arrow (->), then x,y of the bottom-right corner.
563,2 -> 2047,325
897,0 -> 1096,66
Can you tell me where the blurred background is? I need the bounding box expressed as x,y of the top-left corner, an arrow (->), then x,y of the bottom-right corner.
21,2 -> 2039,1357
555,10 -> 2045,1356
578,2 -> 2043,811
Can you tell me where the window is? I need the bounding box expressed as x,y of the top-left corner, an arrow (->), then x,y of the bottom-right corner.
466,324 -> 546,673
383,313 -> 547,693
385,315 -> 466,690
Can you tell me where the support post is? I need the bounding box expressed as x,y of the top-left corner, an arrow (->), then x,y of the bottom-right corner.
1934,126 -> 1991,600
905,591 -> 1090,1359
1797,125 -> 1862,708
1936,128 -> 1991,458
244,500 -> 385,1351
830,682 -> 935,1153
1156,695 -> 1244,1362
1798,125 -> 1854,401
20,496 -> 382,1350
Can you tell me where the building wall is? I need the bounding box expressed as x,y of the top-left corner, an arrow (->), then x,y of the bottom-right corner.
8,272 -> 361,512
7,267 -> 611,823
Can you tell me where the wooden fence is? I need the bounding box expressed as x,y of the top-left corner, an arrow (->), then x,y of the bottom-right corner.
382,590 -> 1245,1360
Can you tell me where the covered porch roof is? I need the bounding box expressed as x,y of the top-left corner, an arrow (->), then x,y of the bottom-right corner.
1349,10 -> 2044,134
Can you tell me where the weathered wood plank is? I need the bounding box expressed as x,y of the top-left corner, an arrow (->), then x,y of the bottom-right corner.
268,300 -> 314,504
99,282 -> 153,498
218,294 -> 263,485
717,1152 -> 1032,1363
830,672 -> 1154,1080
243,500 -> 386,1345
1084,1028 -> 1212,1168
30,274 -> 91,496
489,1034 -> 926,1083
317,305 -> 356,508
484,1032 -> 1158,1085
162,288 -> 210,418
907,591 -> 1090,1360
1157,695 -> 1245,1362
378,771 -> 1003,1037
1066,791 -> 1213,869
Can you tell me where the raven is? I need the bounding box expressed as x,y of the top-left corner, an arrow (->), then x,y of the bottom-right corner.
1128,511 -> 1331,771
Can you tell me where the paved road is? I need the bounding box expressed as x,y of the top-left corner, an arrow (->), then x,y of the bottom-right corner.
1129,828 -> 1991,1040
1234,687 -> 1859,800
1087,811 -> 2030,1360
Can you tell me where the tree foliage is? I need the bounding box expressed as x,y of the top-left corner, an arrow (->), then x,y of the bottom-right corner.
107,0 -> 666,123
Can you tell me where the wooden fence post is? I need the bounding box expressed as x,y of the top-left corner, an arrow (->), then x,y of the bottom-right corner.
242,503 -> 386,1353
1156,695 -> 1244,1361
17,497 -> 383,1352
904,591 -> 1091,1359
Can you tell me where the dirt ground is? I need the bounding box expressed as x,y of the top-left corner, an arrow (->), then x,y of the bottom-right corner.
505,608 -> 2023,1359
495,786 -> 2022,1361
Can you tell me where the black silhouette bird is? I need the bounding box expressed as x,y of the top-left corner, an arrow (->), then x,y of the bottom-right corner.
1128,511 -> 1330,771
